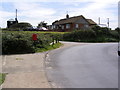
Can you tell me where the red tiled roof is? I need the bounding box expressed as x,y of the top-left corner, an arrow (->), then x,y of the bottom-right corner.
53,15 -> 96,25
86,19 -> 96,25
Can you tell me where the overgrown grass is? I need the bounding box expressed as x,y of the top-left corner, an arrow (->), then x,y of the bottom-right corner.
35,42 -> 63,52
2,30 -> 67,34
0,73 -> 6,85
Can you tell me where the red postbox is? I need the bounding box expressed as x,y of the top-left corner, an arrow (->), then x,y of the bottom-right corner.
32,34 -> 37,41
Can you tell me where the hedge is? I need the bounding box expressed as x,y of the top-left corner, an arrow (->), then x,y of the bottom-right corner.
2,31 -> 62,55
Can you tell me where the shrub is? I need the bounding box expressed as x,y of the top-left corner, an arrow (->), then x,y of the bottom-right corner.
2,31 -> 62,55
63,29 -> 118,42
2,33 -> 35,54
63,30 -> 96,42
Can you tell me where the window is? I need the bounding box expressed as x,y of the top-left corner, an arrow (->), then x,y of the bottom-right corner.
51,26 -> 54,29
66,24 -> 70,29
56,26 -> 59,29
10,21 -> 13,24
53,25 -> 56,29
62,25 -> 64,29
75,24 -> 79,28
84,25 -> 89,28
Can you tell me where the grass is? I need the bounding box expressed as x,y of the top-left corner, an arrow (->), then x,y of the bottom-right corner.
2,30 -> 67,34
0,73 -> 6,85
36,42 -> 63,52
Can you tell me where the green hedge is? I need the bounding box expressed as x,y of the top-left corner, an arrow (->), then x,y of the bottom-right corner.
2,32 -> 34,54
2,31 -> 62,55
63,30 -> 97,42
2,27 -> 119,55
63,29 -> 119,42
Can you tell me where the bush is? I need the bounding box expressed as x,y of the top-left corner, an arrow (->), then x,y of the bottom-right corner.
2,31 -> 62,55
10,22 -> 32,28
7,22 -> 33,31
63,28 -> 118,42
63,30 -> 96,42
109,30 -> 119,41
2,33 -> 35,54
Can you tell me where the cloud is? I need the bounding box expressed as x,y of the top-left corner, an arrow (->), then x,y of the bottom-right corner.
13,2 -> 56,17
0,11 -> 14,18
1,0 -> 119,29
2,0 -> 119,3
0,11 -> 15,28
60,1 -> 118,29
0,2 -> 56,27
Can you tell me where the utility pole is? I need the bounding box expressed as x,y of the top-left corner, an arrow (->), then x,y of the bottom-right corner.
16,9 -> 17,19
15,9 -> 18,23
98,17 -> 100,25
107,18 -> 109,28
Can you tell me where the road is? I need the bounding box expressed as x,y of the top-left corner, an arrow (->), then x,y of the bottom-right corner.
45,43 -> 119,88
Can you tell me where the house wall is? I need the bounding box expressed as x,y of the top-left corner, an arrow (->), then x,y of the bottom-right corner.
52,17 -> 96,31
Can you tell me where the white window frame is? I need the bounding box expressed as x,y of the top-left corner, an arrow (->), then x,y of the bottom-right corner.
66,24 -> 70,29
84,25 -> 89,28
53,25 -> 56,29
75,24 -> 79,28
62,25 -> 64,29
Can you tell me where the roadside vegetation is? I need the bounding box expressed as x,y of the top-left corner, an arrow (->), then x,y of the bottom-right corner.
63,26 -> 119,42
0,73 -> 6,85
2,31 -> 63,55
2,25 -> 120,55
36,43 -> 63,52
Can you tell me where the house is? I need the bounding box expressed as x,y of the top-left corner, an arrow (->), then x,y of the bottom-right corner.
7,18 -> 18,28
7,9 -> 18,28
51,14 -> 97,31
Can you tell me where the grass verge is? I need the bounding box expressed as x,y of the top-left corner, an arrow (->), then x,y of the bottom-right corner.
3,31 -> 67,34
36,42 -> 63,52
0,73 -> 6,85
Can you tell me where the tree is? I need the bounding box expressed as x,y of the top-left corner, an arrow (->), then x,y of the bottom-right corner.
115,27 -> 120,34
37,21 -> 47,28
10,22 -> 32,29
92,25 -> 101,31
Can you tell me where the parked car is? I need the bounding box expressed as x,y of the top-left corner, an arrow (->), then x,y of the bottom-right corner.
37,27 -> 48,30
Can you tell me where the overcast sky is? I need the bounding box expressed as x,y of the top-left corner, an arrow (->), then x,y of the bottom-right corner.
0,0 -> 119,29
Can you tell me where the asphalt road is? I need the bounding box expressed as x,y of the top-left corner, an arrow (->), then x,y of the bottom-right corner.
46,43 -> 119,88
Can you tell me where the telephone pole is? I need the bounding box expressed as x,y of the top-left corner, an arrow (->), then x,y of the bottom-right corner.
107,18 -> 109,28
15,9 -> 18,23
16,9 -> 17,19
98,17 -> 100,25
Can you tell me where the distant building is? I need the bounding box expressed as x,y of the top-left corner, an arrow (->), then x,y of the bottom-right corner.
7,18 -> 18,28
7,9 -> 18,28
98,24 -> 107,28
50,14 -> 96,31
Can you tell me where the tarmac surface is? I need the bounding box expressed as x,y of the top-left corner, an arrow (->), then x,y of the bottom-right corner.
1,42 -> 119,88
46,42 -> 118,88
1,41 -> 82,88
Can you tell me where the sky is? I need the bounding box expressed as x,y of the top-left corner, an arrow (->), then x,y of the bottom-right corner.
0,0 -> 120,29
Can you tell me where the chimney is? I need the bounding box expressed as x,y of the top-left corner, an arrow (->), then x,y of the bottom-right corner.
66,14 -> 69,19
